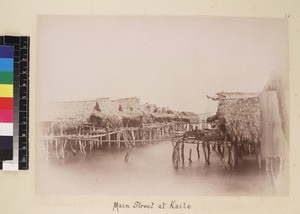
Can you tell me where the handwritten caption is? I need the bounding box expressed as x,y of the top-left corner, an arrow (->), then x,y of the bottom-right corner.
112,200 -> 191,213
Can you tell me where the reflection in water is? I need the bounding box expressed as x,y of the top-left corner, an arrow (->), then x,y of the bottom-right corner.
36,141 -> 272,195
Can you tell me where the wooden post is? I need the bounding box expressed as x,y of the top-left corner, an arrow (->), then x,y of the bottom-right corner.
117,132 -> 121,150
172,140 -> 180,168
69,139 -> 76,155
203,142 -> 207,163
149,130 -> 152,144
131,130 -> 136,146
108,133 -> 111,148
257,142 -> 262,168
196,142 -> 200,159
59,123 -> 65,159
142,130 -> 144,145
226,142 -> 232,165
232,141 -> 238,167
188,148 -> 192,163
213,144 -> 227,171
181,139 -> 185,163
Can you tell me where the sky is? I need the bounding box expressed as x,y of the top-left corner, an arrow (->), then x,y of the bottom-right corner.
36,16 -> 288,114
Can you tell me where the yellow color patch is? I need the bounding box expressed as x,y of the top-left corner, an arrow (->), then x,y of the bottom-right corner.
0,84 -> 13,97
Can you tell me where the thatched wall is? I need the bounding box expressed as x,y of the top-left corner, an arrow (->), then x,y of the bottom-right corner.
208,93 -> 260,143
219,97 -> 260,142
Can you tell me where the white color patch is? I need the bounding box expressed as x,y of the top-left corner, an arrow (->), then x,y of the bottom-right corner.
0,123 -> 13,136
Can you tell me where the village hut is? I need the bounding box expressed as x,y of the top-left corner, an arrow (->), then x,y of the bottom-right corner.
178,111 -> 200,124
206,92 -> 260,143
151,112 -> 177,123
90,97 -> 146,128
38,101 -> 98,135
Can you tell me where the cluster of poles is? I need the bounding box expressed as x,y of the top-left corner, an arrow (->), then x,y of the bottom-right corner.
38,122 -> 261,172
38,122 -> 186,162
171,132 -> 261,171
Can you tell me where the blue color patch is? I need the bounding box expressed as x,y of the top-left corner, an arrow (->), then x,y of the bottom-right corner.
0,58 -> 13,72
0,46 -> 14,58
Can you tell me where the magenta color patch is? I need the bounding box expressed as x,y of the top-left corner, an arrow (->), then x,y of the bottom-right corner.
0,110 -> 13,123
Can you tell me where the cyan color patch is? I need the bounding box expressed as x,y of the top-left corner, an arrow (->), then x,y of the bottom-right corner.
0,58 -> 13,72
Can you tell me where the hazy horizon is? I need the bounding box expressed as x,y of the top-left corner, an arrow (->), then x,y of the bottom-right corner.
37,16 -> 288,114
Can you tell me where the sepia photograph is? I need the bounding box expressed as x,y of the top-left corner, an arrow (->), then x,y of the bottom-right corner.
35,15 -> 289,196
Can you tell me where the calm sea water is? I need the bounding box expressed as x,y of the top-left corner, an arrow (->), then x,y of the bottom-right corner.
36,141 -> 273,196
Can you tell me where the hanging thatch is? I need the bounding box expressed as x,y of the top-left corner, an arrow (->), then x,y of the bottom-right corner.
207,92 -> 260,143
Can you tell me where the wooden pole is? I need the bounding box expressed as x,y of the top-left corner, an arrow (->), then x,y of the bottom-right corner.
258,142 -> 262,168
131,130 -> 136,146
149,130 -> 152,144
196,142 -> 200,159
172,141 -> 180,168
117,132 -> 121,150
108,133 -> 111,148
188,148 -> 192,163
181,139 -> 185,163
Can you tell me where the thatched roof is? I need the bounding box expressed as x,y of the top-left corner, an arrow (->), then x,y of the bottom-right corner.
38,96 -> 201,132
151,112 -> 177,123
91,99 -> 145,128
207,91 -> 258,101
151,113 -> 176,119
90,110 -> 123,128
207,92 -> 260,142
38,101 -> 96,133
216,91 -> 258,99
179,111 -> 200,124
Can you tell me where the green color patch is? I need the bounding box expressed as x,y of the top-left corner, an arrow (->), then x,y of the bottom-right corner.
0,72 -> 13,84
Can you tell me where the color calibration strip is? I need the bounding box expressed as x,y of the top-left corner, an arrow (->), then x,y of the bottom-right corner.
0,46 -> 14,163
0,36 -> 29,170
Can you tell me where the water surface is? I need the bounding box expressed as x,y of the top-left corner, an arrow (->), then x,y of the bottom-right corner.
36,141 -> 272,196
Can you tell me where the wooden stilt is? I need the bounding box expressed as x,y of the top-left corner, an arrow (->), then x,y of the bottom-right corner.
62,139 -> 67,158
188,148 -> 192,163
258,142 -> 262,168
196,142 -> 200,159
149,130 -> 152,144
181,139 -> 185,163
172,141 -> 180,168
117,132 -> 121,150
207,143 -> 211,165
69,140 -> 76,155
226,142 -> 232,165
55,139 -> 59,160
108,133 -> 111,148
213,143 -> 227,171
202,142 -> 208,163
232,142 -> 238,167
131,130 -> 136,146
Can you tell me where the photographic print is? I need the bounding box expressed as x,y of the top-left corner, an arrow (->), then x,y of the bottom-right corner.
35,16 -> 289,196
